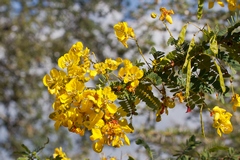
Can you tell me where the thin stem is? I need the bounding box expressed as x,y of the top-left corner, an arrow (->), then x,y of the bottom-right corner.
200,105 -> 205,138
230,77 -> 234,95
91,52 -> 98,63
162,21 -> 173,37
134,38 -> 151,69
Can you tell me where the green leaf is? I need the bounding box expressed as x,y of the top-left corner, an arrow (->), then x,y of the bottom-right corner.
17,157 -> 28,160
210,35 -> 218,55
197,0 -> 204,19
228,147 -> 235,155
208,145 -> 229,152
119,99 -> 136,117
213,60 -> 226,93
185,59 -> 192,98
128,156 -> 135,160
135,83 -> 161,110
149,47 -> 156,55
145,72 -> 162,85
167,37 -> 176,46
136,139 -> 154,160
21,144 -> 31,153
182,37 -> 195,73
177,24 -> 188,45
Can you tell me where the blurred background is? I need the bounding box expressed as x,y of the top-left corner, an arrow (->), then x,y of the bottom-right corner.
0,0 -> 238,159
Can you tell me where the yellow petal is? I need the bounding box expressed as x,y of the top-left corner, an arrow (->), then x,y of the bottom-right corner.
90,128 -> 102,141
159,13 -> 165,21
92,141 -> 103,153
228,4 -> 236,11
165,15 -> 173,24
160,7 -> 167,12
217,128 -> 222,137
208,2 -> 214,9
89,70 -> 97,78
54,121 -> 61,131
58,56 -> 66,69
169,9 -> 174,14
107,103 -> 118,114
130,80 -> 139,88
59,93 -> 71,104
124,134 -> 130,145
217,0 -> 225,7
221,122 -> 233,134
88,111 -> 104,130
42,74 -> 51,87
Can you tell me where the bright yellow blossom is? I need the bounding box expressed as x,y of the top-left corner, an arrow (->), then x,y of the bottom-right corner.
53,147 -> 71,160
231,93 -> 240,111
159,7 -> 174,24
42,68 -> 66,94
104,58 -> 122,71
94,62 -> 107,74
113,22 -> 135,48
118,64 -> 144,85
211,106 -> 233,137
90,118 -> 133,153
58,52 -> 80,69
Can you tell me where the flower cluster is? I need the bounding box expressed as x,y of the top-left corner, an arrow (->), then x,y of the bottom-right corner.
43,41 -> 144,152
208,0 -> 240,11
211,106 -> 233,137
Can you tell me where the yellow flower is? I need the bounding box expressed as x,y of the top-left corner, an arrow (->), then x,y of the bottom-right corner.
90,118 -> 133,153
227,0 -> 240,11
118,62 -> 143,86
208,0 -> 224,9
105,58 -> 122,71
58,52 -> 80,69
159,7 -> 174,24
211,106 -> 233,137
113,22 -> 135,48
175,92 -> 184,103
231,94 -> 240,111
65,78 -> 85,95
53,147 -> 71,160
94,62 -> 107,74
43,69 -> 66,94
